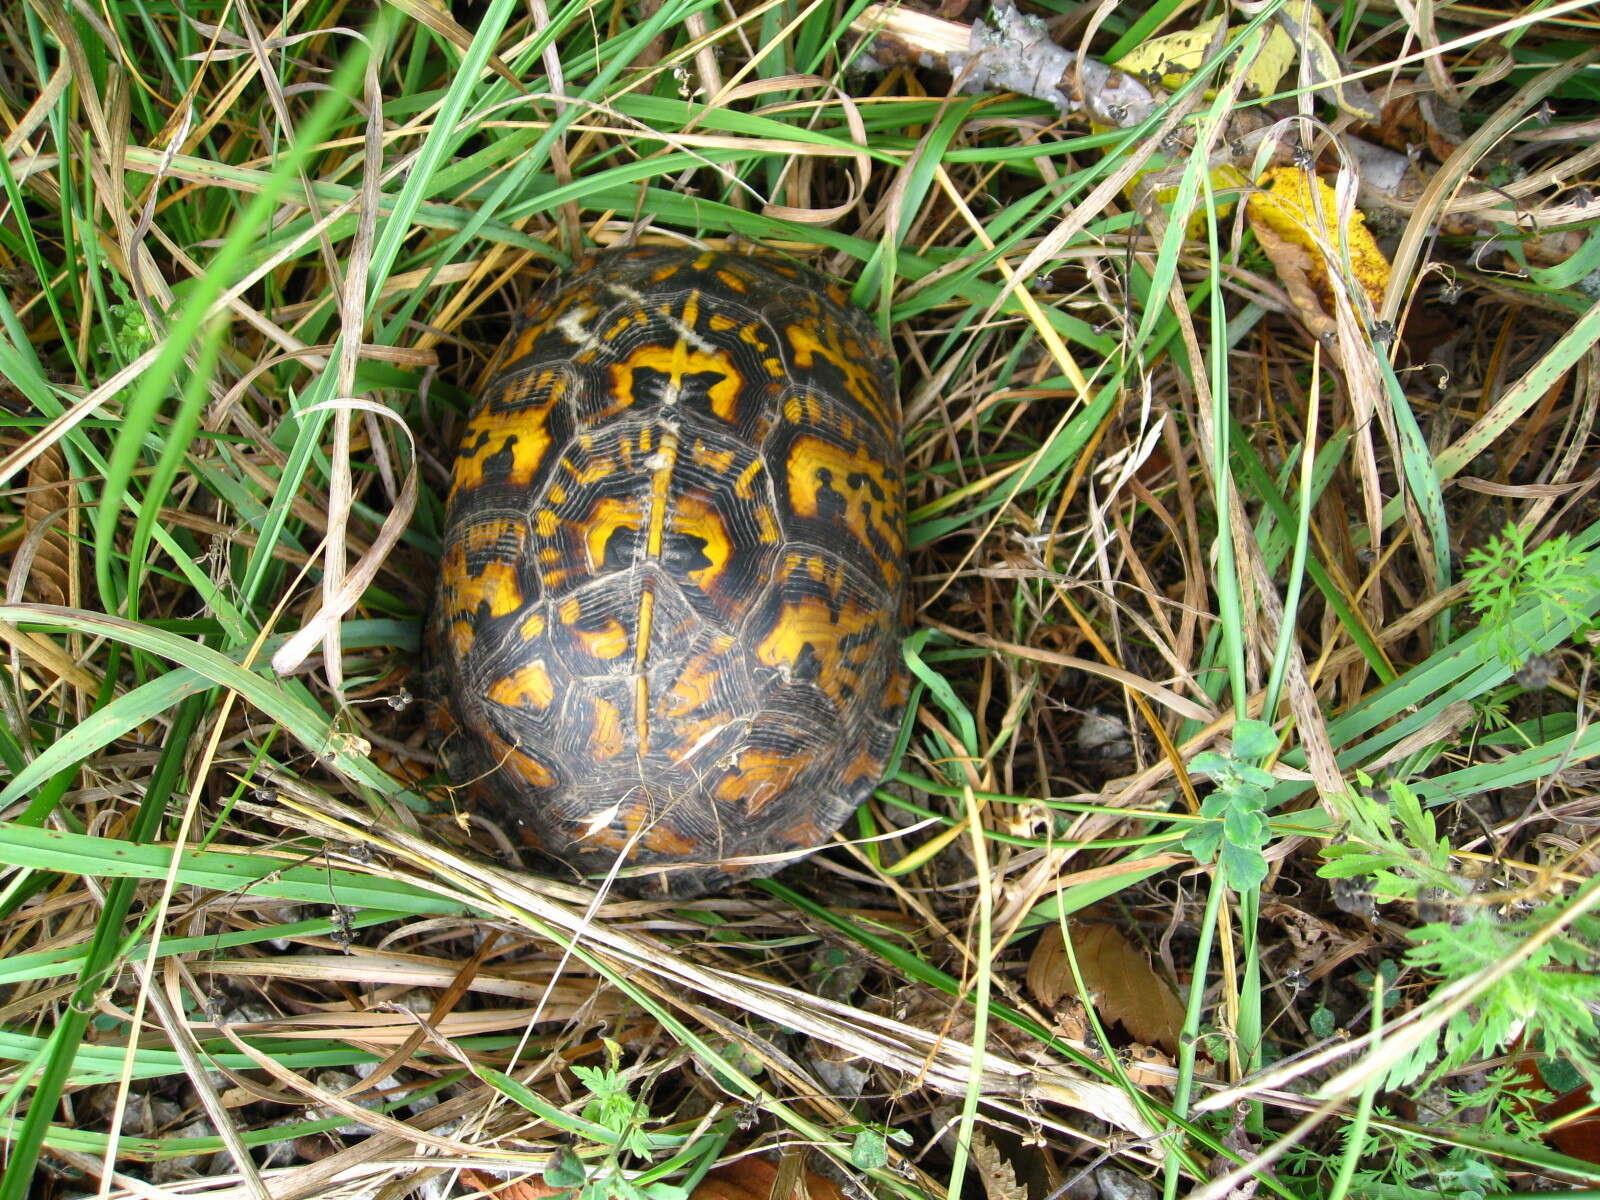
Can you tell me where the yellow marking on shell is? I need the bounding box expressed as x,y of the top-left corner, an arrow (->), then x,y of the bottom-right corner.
540,547 -> 562,564
732,457 -> 764,500
579,797 -> 698,856
786,435 -> 902,569
520,611 -> 546,640
787,549 -> 850,591
755,506 -> 779,544
634,673 -> 652,755
708,312 -> 737,333
662,638 -> 735,716
782,558 -> 856,624
694,440 -> 737,477
582,496 -> 644,571
770,815 -> 824,851
631,422 -> 681,752
783,393 -> 860,441
557,597 -> 631,661
680,289 -> 701,341
714,749 -> 805,817
672,493 -> 732,591
541,568 -> 570,590
573,453 -> 614,485
633,586 -> 657,753
784,323 -> 891,430
613,343 -> 741,421
644,427 -> 680,564
715,267 -> 750,294
733,322 -> 782,378
549,483 -> 567,504
884,662 -> 910,707
439,522 -> 526,656
757,592 -> 880,708
499,293 -> 593,364
478,725 -> 556,788
844,746 -> 883,785
535,509 -> 558,537
576,617 -> 629,660
449,371 -> 568,497
663,711 -> 734,768
591,698 -> 625,760
488,659 -> 554,711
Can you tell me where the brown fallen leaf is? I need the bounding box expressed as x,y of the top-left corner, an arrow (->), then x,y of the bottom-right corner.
459,1169 -> 564,1200
969,1124 -> 1030,1200
1507,1050 -> 1600,1165
462,1151 -> 854,1200
694,1152 -> 850,1200
1122,1042 -> 1175,1089
1244,217 -> 1337,341
1027,923 -> 1187,1055
21,443 -> 75,606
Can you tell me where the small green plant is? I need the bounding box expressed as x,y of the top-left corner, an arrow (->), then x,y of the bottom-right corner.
546,1040 -> 673,1200
1462,524 -> 1592,669
96,275 -> 155,364
1182,718 -> 1279,890
1281,1068 -> 1554,1198
482,1039 -> 683,1200
1396,901 -> 1600,1091
843,1124 -> 913,1170
569,1050 -> 659,1160
1285,1107 -> 1511,1199
1320,777 -> 1600,1091
1319,775 -> 1459,907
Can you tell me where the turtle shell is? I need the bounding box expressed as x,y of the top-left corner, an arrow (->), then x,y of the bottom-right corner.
431,246 -> 908,897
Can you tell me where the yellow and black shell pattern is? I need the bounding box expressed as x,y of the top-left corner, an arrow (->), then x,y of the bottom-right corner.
432,246 -> 908,897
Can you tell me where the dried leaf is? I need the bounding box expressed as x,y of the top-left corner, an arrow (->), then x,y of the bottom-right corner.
1027,924 -> 1186,1055
970,1126 -> 1029,1200
1247,166 -> 1392,320
1508,1052 -> 1600,1165
1249,217 -> 1338,340
1113,15 -> 1294,102
1049,993 -> 1091,1044
21,444 -> 75,606
1122,1043 -> 1174,1088
1260,901 -> 1342,973
1127,161 -> 1250,239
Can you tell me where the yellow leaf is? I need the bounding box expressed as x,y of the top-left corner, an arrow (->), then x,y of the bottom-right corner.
1112,11 -> 1371,116
1115,16 -> 1295,100
1240,22 -> 1297,102
1274,6 -> 1381,120
1246,166 -> 1390,315
1128,162 -> 1249,239
1113,15 -> 1225,92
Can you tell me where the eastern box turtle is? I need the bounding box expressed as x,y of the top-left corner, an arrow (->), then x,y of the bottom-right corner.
430,246 -> 909,897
